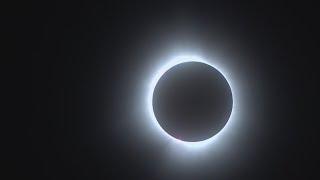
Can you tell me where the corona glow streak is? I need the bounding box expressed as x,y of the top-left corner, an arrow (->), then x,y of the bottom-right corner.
146,55 -> 239,149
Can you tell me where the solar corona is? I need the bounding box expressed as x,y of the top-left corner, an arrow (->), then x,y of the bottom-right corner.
147,55 -> 237,148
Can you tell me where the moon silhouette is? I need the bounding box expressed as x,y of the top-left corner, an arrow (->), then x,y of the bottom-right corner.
152,61 -> 233,142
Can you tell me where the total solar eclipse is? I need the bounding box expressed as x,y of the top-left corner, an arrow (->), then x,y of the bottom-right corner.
150,59 -> 233,143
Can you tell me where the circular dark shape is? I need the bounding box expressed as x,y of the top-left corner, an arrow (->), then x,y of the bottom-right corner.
152,62 -> 233,142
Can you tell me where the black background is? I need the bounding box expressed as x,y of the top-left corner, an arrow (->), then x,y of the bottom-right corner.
6,0 -> 319,179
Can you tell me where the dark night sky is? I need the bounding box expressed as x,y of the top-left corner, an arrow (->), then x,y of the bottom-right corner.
5,0 -> 319,179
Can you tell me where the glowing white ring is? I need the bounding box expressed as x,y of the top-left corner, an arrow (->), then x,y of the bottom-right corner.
147,55 -> 236,148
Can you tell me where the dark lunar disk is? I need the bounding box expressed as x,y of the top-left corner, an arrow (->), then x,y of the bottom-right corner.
152,62 -> 233,142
